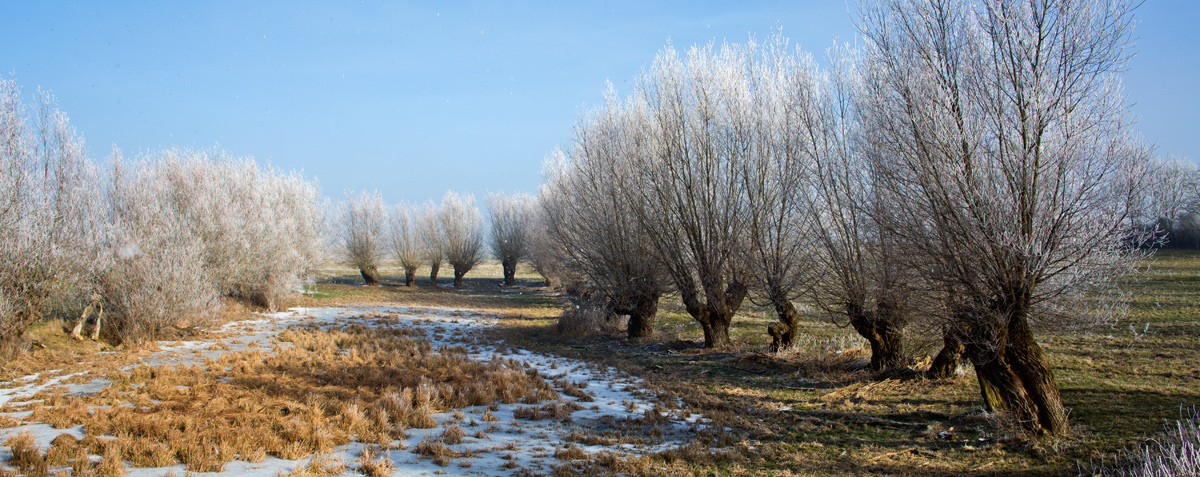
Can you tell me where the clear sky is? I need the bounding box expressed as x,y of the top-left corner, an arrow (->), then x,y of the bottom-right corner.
2,1 -> 1196,206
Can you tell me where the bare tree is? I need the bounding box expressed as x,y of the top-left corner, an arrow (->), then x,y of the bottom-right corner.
526,188 -> 572,288
0,80 -> 103,356
622,42 -> 754,349
487,192 -> 535,286
738,35 -> 826,353
440,191 -> 485,288
788,45 -> 917,370
543,100 -> 669,339
859,0 -> 1146,435
416,201 -> 444,286
389,203 -> 423,286
338,190 -> 387,285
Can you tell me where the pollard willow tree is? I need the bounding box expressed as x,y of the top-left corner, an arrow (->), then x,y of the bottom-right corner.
416,201 -> 445,286
859,0 -> 1147,434
389,204 -> 423,286
794,46 -> 916,370
439,191 -> 485,288
542,94 -> 669,339
738,36 -> 823,353
339,191 -> 388,286
624,42 -> 756,349
487,192 -> 535,286
0,80 -> 103,356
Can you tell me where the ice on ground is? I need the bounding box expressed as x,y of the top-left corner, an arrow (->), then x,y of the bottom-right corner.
0,305 -> 705,476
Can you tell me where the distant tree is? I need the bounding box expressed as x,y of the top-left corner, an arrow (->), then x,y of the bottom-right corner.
859,0 -> 1146,435
487,192 -> 535,286
416,202 -> 444,286
440,191 -> 485,288
389,203 -> 423,286
338,190 -> 387,286
526,187 -> 572,288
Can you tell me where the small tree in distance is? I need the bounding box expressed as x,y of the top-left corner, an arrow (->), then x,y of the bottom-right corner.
440,191 -> 485,288
338,190 -> 387,286
416,201 -> 444,286
487,192 -> 535,286
389,203 -> 423,286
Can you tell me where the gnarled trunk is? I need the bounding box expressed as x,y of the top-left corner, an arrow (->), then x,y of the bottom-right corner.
927,329 -> 965,379
612,292 -> 661,340
404,268 -> 416,287
847,302 -> 906,371
502,259 -> 517,286
360,266 -> 380,286
686,280 -> 747,350
453,267 -> 466,288
1005,313 -> 1068,435
768,299 -> 801,353
964,304 -> 1068,436
429,263 -> 440,287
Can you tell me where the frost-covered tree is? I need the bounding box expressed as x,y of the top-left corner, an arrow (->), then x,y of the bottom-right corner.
139,149 -> 323,309
859,0 -> 1146,435
389,203 -> 423,286
0,79 -> 103,356
416,201 -> 444,286
100,151 -> 216,343
487,192 -> 535,286
338,191 -> 387,286
543,100 -> 669,339
439,191 -> 485,288
624,42 -> 754,349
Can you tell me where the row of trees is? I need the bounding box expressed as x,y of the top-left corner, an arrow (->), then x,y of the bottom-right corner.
1133,156 -> 1200,249
337,190 -> 537,288
0,77 -> 324,354
535,0 -> 1149,436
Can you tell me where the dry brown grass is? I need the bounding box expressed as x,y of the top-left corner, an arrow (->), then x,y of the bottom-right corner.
9,317 -> 558,473
279,452 -> 345,477
355,446 -> 395,477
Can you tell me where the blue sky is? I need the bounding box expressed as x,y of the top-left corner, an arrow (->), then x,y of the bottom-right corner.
2,1 -> 1196,205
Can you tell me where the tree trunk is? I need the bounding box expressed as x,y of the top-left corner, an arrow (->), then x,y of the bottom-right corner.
870,327 -> 905,371
847,304 -> 905,371
700,315 -> 733,349
429,263 -> 440,287
974,366 -> 1006,411
453,268 -> 465,288
1005,313 -> 1069,435
927,329 -> 965,379
404,268 -> 416,287
768,299 -> 800,353
623,293 -> 660,340
360,266 -> 380,286
502,259 -> 517,286
678,279 -> 745,350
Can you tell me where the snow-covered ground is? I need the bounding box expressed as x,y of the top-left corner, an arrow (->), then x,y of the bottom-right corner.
0,306 -> 702,476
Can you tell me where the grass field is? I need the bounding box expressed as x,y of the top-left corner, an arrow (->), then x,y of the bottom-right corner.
3,254 -> 1198,475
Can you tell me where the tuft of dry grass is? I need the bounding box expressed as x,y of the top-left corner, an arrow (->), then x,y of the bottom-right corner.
5,431 -> 47,476
280,452 -> 346,477
355,446 -> 395,477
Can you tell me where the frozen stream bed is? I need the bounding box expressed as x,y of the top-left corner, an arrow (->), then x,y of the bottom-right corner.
0,306 -> 703,476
